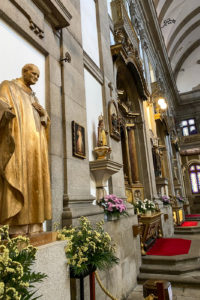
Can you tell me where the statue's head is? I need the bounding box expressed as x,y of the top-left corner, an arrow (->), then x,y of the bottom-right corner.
22,64 -> 40,86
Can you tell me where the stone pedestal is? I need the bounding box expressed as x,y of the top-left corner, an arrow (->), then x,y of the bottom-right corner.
89,159 -> 122,201
32,240 -> 70,300
156,177 -> 168,197
78,212 -> 141,300
29,232 -> 57,247
160,205 -> 174,237
93,146 -> 111,160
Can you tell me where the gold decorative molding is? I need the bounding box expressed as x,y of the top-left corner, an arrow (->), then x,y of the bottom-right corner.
118,99 -> 140,119
111,0 -> 138,48
151,81 -> 165,103
110,0 -> 149,101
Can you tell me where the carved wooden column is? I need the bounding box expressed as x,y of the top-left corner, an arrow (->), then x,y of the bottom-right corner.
124,125 -> 133,186
127,125 -> 140,184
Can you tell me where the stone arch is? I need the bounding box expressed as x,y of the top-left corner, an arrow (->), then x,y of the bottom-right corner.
116,58 -> 142,113
186,159 -> 200,168
183,159 -> 200,201
127,60 -> 149,100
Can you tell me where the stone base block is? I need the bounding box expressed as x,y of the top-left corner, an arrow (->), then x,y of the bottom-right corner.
74,214 -> 141,300
29,232 -> 58,247
32,241 -> 70,300
160,205 -> 174,237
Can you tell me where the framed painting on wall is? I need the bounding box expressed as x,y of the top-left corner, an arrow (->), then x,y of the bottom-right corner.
72,121 -> 86,159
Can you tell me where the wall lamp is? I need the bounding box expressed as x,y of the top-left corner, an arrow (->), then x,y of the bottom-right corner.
158,98 -> 167,111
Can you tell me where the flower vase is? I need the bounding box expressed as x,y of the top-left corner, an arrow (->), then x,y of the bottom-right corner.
104,214 -> 119,221
70,265 -> 96,279
145,210 -> 152,216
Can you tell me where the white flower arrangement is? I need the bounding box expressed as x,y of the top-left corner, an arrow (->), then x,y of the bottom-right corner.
134,199 -> 156,214
143,198 -> 156,211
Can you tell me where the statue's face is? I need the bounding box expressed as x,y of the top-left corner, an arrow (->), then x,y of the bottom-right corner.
23,66 -> 40,86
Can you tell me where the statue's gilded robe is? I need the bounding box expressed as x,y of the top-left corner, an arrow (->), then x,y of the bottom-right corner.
0,79 -> 51,225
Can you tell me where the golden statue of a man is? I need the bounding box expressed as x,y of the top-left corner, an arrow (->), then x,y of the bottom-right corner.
0,64 -> 52,235
97,115 -> 107,147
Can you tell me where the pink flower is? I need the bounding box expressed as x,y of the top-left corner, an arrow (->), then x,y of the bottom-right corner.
107,202 -> 114,211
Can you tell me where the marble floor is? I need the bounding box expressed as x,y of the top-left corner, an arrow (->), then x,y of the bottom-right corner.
126,284 -> 200,300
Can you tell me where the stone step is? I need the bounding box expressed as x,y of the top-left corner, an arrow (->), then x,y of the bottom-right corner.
139,240 -> 200,287
142,254 -> 200,267
185,217 -> 200,221
191,208 -> 200,212
174,226 -> 200,234
140,262 -> 200,275
191,207 -> 200,213
138,272 -> 200,287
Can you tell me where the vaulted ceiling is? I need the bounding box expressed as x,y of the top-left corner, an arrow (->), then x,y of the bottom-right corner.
154,0 -> 200,94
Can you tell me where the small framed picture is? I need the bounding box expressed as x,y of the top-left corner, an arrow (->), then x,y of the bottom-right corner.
72,121 -> 86,159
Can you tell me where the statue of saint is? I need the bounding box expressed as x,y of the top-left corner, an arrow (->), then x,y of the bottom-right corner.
97,115 -> 107,147
152,147 -> 162,177
0,64 -> 52,235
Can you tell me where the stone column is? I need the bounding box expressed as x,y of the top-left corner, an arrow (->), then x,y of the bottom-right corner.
127,126 -> 140,183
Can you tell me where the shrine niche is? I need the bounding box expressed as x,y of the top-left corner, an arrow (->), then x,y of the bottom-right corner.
115,60 -> 145,204
110,0 -> 152,204
108,100 -> 120,141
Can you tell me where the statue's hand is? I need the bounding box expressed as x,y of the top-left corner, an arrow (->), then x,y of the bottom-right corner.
32,102 -> 45,117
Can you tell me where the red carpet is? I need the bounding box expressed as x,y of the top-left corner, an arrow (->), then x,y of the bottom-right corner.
180,221 -> 198,227
146,238 -> 191,256
186,214 -> 200,218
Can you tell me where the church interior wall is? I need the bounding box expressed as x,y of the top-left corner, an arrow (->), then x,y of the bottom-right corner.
1,0 -> 196,298
0,19 -> 45,105
0,0 -> 67,229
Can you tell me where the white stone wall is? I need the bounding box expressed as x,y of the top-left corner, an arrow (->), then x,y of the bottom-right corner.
0,19 -> 45,107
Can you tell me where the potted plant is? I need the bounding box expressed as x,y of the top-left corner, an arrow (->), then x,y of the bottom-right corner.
57,217 -> 119,278
98,194 -> 128,221
161,195 -> 171,206
0,225 -> 47,300
134,199 -> 156,216
143,199 -> 156,216
134,199 -> 147,215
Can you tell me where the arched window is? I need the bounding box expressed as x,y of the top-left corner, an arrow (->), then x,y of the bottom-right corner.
189,164 -> 200,194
